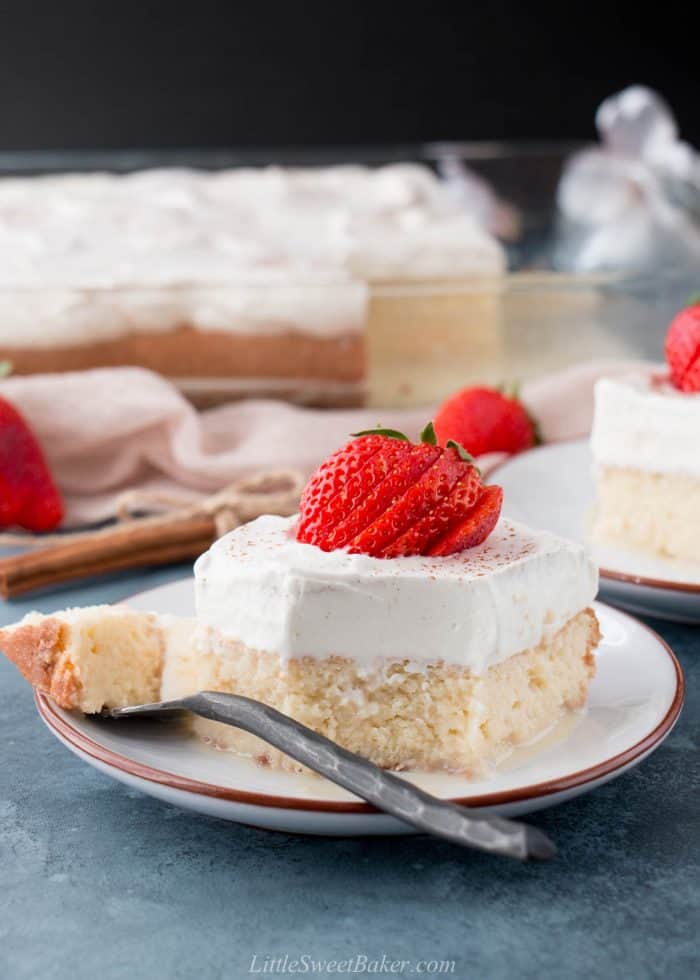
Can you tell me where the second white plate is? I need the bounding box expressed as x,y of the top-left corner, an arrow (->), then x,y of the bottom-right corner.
494,439 -> 700,623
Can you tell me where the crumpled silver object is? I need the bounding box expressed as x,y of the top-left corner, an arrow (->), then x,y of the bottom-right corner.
556,86 -> 700,272
432,148 -> 521,242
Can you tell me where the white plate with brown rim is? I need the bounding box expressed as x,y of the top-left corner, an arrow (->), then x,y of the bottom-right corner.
35,579 -> 684,836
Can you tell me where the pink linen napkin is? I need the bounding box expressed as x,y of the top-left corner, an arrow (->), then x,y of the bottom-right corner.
0,361 -> 654,527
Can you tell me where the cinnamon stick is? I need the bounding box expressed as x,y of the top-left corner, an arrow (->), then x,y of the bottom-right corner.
0,511 -> 217,599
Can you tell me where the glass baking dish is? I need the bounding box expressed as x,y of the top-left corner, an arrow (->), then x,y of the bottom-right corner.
0,145 -> 695,409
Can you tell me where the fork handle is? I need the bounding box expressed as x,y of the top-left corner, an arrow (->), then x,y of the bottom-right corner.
154,691 -> 554,860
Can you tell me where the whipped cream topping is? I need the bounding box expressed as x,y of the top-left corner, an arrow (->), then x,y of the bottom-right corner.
591,374 -> 700,477
0,165 -> 504,347
194,514 -> 598,673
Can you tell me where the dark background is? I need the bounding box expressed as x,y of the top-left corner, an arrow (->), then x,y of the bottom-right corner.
0,2 -> 697,151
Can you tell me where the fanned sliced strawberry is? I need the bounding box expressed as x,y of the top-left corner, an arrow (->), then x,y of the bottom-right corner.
665,303 -> 700,393
381,467 -> 482,558
300,438 -> 414,546
347,447 -> 467,556
322,443 -> 441,551
297,423 -> 503,558
296,435 -> 400,541
428,485 -> 503,557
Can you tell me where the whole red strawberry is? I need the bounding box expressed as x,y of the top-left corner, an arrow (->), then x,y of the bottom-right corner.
0,395 -> 64,532
665,302 -> 700,393
296,423 -> 503,558
434,385 -> 537,457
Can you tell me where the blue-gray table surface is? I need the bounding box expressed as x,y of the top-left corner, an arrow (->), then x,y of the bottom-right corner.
0,562 -> 698,980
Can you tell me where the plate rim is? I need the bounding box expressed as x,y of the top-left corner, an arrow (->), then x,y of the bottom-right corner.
34,603 -> 685,815
491,439 -> 700,595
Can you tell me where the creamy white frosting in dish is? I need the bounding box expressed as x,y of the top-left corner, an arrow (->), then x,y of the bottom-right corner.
194,514 -> 598,672
0,165 -> 504,346
591,374 -> 700,477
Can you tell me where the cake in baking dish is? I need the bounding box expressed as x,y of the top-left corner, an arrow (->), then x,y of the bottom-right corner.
0,430 -> 600,777
0,164 -> 505,407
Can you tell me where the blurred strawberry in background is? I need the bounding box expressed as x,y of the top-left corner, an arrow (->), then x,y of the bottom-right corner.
0,391 -> 64,533
434,385 -> 538,457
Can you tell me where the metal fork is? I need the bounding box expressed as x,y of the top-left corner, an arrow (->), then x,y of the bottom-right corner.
104,691 -> 556,861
